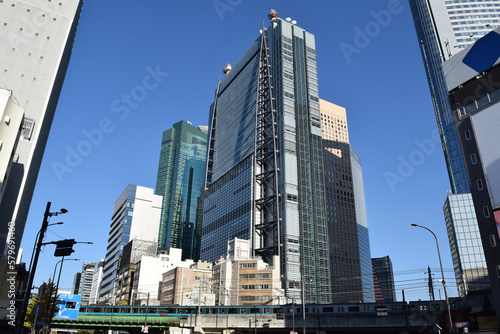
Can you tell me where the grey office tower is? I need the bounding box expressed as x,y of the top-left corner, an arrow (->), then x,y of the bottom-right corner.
200,12 -> 331,303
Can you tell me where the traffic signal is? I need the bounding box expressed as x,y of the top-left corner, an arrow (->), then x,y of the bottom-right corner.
276,313 -> 284,319
65,301 -> 76,309
54,239 -> 76,257
37,283 -> 47,301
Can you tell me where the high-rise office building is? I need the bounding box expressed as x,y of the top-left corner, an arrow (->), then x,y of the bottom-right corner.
409,0 -> 499,296
444,194 -> 489,296
72,272 -> 81,295
443,29 -> 500,310
99,185 -> 162,302
320,99 -> 374,302
409,0 -> 500,194
0,0 -> 84,258
372,256 -> 396,303
89,259 -> 104,305
201,12 -> 331,303
79,262 -> 96,306
155,121 -> 207,261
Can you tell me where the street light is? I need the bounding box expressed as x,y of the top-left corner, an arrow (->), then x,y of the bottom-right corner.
300,277 -> 312,334
411,224 -> 453,332
221,288 -> 231,334
47,258 -> 79,323
17,202 -> 67,334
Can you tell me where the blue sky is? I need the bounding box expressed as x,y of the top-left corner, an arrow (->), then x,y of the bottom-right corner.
21,0 -> 458,300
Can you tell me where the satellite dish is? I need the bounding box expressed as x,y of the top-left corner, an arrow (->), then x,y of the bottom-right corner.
259,29 -> 263,34
286,17 -> 291,22
291,20 -> 297,25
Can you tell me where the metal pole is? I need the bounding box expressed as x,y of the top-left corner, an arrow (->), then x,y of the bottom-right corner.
109,295 -> 115,334
144,292 -> 150,331
292,297 -> 295,334
224,288 -> 229,334
17,202 -> 51,333
412,224 -> 453,332
302,278 -> 307,334
197,278 -> 202,327
31,304 -> 39,334
46,257 -> 63,326
48,256 -> 67,331
254,312 -> 257,334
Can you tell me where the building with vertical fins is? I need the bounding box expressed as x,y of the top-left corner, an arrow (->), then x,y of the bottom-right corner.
409,0 -> 500,297
99,185 -> 162,303
320,99 -> 374,302
372,256 -> 396,303
79,262 -> 96,306
201,11 -> 331,303
155,121 -> 207,261
0,0 -> 84,260
89,259 -> 104,305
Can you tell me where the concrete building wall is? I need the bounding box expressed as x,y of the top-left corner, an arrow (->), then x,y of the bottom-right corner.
0,0 -> 83,258
0,89 -> 23,204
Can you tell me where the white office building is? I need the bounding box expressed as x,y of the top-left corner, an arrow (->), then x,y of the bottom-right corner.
99,185 -> 162,302
89,259 -> 104,305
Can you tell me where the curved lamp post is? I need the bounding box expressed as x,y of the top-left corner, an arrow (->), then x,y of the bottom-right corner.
411,223 -> 453,332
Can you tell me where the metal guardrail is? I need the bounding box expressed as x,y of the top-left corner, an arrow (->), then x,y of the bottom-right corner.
51,314 -> 180,327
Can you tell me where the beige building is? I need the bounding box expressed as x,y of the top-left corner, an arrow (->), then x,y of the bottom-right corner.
160,261 -> 214,306
320,99 -> 374,302
213,238 -> 283,306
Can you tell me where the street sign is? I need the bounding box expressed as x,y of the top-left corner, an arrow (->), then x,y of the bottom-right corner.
142,325 -> 149,333
33,304 -> 43,315
53,294 -> 81,320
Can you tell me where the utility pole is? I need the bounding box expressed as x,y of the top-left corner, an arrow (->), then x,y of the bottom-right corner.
16,202 -> 51,333
427,266 -> 435,301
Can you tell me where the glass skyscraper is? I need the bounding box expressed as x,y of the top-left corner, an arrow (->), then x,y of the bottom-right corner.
409,0 -> 499,296
372,256 -> 396,303
155,121 -> 207,261
444,194 -> 489,296
201,15 -> 331,303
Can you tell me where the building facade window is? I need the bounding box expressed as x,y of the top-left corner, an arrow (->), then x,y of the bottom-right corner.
470,153 -> 477,164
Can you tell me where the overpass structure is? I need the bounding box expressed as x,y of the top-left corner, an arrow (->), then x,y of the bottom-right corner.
51,308 -> 454,334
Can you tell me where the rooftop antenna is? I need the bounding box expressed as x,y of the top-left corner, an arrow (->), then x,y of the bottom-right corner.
222,63 -> 231,75
268,9 -> 279,21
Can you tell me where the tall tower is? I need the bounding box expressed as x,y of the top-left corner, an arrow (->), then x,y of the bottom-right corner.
0,0 -> 84,258
409,0 -> 500,194
320,99 -> 374,302
99,185 -> 162,302
155,121 -> 207,261
409,0 -> 499,295
372,256 -> 396,303
201,12 -> 332,303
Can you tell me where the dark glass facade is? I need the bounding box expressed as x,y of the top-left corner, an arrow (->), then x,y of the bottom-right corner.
372,256 -> 396,303
155,121 -> 207,260
410,0 -> 470,194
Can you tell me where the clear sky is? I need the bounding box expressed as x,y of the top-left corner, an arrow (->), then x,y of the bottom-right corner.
20,0 -> 459,301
